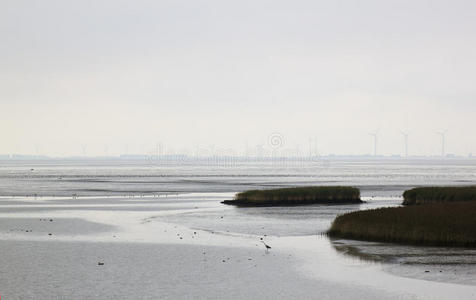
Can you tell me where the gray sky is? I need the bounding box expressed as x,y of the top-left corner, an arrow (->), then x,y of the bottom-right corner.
1,0 -> 476,157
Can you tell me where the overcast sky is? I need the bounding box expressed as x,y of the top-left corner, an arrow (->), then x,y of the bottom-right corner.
1,0 -> 476,157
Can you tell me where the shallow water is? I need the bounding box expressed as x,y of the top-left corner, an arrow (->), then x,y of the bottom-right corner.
0,159 -> 476,299
2,158 -> 476,197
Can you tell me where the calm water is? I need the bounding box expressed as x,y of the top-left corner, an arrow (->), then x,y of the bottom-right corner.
1,158 -> 476,298
1,158 -> 475,197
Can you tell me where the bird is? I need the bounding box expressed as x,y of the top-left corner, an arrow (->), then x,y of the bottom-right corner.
261,241 -> 271,253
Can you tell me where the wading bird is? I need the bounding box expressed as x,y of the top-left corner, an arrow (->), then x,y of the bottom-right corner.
261,241 -> 271,253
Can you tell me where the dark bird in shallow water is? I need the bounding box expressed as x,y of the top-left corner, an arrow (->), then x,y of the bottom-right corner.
261,241 -> 271,253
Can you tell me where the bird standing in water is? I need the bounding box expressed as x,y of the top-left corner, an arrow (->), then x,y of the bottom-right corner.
261,241 -> 271,253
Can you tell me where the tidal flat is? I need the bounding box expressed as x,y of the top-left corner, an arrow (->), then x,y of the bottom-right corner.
1,159 -> 476,299
0,193 -> 475,299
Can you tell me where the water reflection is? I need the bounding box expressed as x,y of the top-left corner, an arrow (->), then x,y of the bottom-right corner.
330,238 -> 476,285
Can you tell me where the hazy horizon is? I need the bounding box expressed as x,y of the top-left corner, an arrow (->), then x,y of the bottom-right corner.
2,0 -> 476,157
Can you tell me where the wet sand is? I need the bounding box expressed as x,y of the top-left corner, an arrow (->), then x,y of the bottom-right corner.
0,194 -> 475,299
0,240 -> 393,300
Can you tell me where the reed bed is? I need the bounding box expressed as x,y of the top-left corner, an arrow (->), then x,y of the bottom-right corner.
328,201 -> 476,247
403,186 -> 476,205
222,186 -> 362,207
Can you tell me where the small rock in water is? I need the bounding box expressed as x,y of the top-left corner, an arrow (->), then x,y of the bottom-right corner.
49,219 -> 53,222
425,270 -> 430,273
48,233 -> 52,236
98,262 -> 104,266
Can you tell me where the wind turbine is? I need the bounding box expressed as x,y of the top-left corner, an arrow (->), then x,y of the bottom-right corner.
400,131 -> 409,158
369,130 -> 379,157
435,131 -> 446,157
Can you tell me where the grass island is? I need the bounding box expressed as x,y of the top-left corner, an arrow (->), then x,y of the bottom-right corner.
328,186 -> 476,247
402,186 -> 476,205
222,186 -> 363,207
